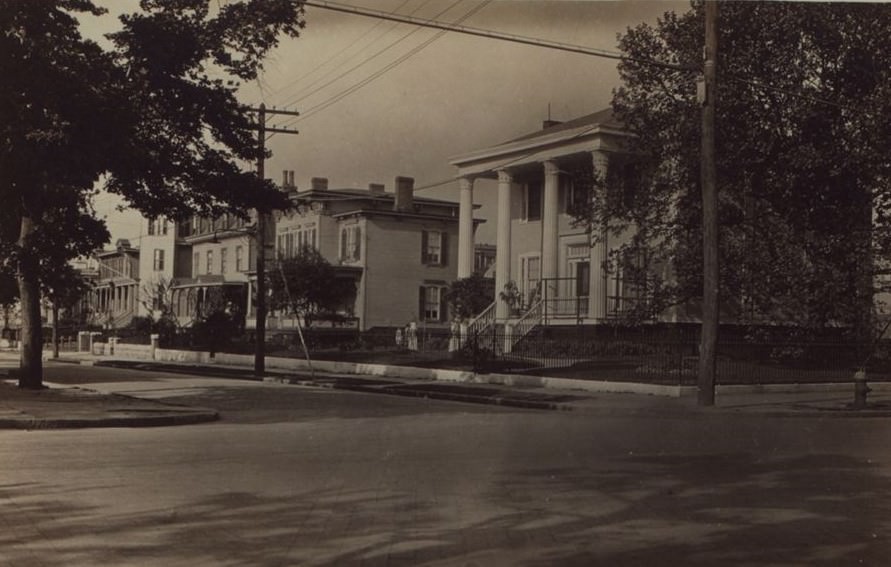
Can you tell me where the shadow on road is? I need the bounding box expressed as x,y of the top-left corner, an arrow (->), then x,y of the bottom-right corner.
2,453 -> 889,565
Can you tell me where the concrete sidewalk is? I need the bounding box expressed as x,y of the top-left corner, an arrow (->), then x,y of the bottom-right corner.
0,379 -> 219,429
43,349 -> 891,418
0,350 -> 219,429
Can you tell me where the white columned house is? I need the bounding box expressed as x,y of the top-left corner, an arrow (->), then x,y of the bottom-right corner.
449,109 -> 634,326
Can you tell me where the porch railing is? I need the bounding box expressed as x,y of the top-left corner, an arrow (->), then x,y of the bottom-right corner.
540,277 -> 588,323
507,299 -> 543,353
464,300 -> 496,346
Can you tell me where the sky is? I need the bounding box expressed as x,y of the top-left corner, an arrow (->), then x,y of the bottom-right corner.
86,0 -> 690,247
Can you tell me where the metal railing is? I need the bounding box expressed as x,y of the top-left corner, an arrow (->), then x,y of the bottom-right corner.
458,327 -> 884,384
464,300 -> 496,346
507,299 -> 543,352
540,277 -> 588,323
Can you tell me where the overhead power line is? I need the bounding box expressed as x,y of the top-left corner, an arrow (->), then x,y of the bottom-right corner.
273,0 -> 431,108
288,0 -> 490,124
302,0 -> 693,72
280,0 -> 468,116
269,0 -> 413,101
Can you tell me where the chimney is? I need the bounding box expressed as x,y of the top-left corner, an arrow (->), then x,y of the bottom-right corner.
369,183 -> 385,193
542,119 -> 562,129
394,176 -> 414,211
311,177 -> 328,191
281,170 -> 296,189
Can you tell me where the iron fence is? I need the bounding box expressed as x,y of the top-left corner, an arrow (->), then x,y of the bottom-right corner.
457,326 -> 886,385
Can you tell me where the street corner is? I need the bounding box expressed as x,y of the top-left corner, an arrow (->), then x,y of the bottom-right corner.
708,392 -> 891,418
0,380 -> 219,430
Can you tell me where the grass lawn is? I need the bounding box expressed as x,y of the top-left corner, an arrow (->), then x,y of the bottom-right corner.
262,347 -> 886,385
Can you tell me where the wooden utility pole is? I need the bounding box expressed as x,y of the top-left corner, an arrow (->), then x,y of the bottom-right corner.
698,0 -> 719,406
247,103 -> 299,378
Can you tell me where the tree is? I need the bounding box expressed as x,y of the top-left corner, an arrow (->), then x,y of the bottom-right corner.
576,2 -> 891,338
42,264 -> 92,358
139,275 -> 177,323
445,274 -> 495,322
1,0 -> 304,388
270,248 -> 357,329
0,273 -> 18,341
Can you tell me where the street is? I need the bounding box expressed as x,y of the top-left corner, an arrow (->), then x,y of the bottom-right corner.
1,363 -> 890,566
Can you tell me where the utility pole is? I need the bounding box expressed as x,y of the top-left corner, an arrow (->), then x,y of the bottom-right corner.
246,103 -> 299,378
698,0 -> 719,406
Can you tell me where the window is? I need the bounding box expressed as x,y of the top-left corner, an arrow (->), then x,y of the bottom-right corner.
523,182 -> 542,221
279,225 -> 319,259
421,230 -> 447,266
152,249 -> 165,271
220,248 -> 227,274
419,286 -> 446,322
298,226 -> 317,252
193,252 -> 200,277
206,250 -> 213,274
610,247 -> 647,315
149,218 -> 168,236
236,246 -> 244,272
520,254 -> 541,307
340,225 -> 361,262
563,177 -> 589,214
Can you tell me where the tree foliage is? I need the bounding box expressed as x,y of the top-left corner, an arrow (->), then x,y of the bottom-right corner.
581,1 -> 891,332
0,0 -> 305,387
445,274 -> 494,322
270,248 -> 357,328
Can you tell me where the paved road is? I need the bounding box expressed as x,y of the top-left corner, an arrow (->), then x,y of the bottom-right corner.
1,362 -> 890,566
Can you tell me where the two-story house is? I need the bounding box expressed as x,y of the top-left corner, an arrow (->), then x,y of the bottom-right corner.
270,176 -> 470,332
89,239 -> 141,330
450,109 -> 649,330
170,213 -> 255,327
138,217 -> 193,319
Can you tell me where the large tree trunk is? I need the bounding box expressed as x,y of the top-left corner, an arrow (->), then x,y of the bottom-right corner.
17,215 -> 43,389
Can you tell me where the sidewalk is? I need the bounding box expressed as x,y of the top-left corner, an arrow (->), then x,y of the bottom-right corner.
43,349 -> 891,418
0,351 -> 219,429
3,348 -> 891,426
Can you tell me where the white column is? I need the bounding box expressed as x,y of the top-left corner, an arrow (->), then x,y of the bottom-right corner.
589,150 -> 610,320
495,169 -> 513,320
457,176 -> 475,279
542,160 -> 560,297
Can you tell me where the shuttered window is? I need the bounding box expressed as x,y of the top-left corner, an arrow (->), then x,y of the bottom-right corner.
419,286 -> 447,322
421,230 -> 448,266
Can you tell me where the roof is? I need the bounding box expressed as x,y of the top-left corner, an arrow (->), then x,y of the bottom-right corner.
292,188 -> 460,208
507,108 -> 622,144
449,107 -> 630,173
331,208 -> 462,223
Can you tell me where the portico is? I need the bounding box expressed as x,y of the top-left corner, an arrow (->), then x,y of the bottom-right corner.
450,108 -> 632,324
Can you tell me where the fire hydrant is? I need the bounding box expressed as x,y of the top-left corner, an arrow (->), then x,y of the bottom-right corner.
853,368 -> 871,409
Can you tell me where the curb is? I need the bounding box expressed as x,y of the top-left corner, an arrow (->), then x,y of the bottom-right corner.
56,356 -> 891,419
263,376 -> 575,411
74,355 -> 891,398
0,410 -> 219,430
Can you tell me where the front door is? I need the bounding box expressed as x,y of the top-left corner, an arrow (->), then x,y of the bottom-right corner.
572,260 -> 590,319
